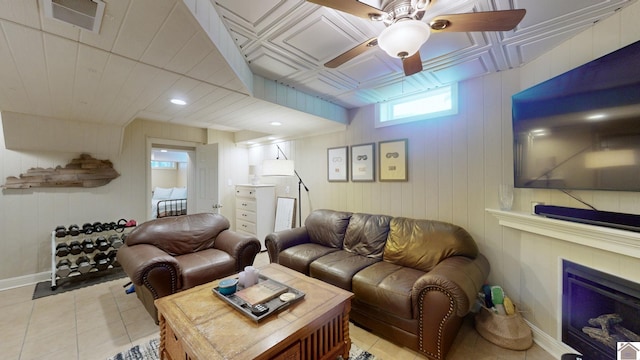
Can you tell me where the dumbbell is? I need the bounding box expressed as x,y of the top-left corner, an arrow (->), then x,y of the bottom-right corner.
55,243 -> 70,257
109,234 -> 123,249
55,225 -> 67,238
93,252 -> 110,271
68,224 -> 80,236
82,223 -> 93,235
69,240 -> 83,255
107,250 -> 120,267
95,236 -> 110,251
92,222 -> 103,233
76,256 -> 92,274
56,259 -> 72,278
82,238 -> 95,254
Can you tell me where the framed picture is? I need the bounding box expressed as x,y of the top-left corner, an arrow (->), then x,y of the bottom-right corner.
351,143 -> 375,182
379,139 -> 408,181
327,146 -> 348,182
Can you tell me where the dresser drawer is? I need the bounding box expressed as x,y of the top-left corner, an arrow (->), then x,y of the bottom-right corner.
235,187 -> 256,199
236,198 -> 257,212
236,209 -> 257,223
236,219 -> 257,235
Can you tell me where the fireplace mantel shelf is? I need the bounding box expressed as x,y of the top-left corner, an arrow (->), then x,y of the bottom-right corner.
487,209 -> 640,259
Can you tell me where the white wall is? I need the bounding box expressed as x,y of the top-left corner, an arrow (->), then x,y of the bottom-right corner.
0,118 -> 249,288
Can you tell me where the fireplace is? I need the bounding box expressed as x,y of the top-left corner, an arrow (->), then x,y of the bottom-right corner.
562,260 -> 640,359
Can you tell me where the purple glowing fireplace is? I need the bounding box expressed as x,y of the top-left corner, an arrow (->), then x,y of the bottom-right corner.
562,260 -> 640,359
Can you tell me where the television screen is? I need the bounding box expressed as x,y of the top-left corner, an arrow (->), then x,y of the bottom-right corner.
512,40 -> 640,191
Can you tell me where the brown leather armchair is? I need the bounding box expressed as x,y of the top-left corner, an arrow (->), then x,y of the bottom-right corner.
117,213 -> 261,323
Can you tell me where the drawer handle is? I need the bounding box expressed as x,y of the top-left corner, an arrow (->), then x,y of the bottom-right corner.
241,202 -> 247,206
174,333 -> 178,341
242,224 -> 247,228
242,214 -> 247,217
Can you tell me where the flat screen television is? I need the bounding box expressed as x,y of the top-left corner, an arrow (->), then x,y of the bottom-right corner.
512,40 -> 640,192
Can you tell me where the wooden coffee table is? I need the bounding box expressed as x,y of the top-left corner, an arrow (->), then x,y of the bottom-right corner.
156,263 -> 354,360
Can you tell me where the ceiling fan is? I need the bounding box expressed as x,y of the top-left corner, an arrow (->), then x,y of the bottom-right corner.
308,0 -> 526,76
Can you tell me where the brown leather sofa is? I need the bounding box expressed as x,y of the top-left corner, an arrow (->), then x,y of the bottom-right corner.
266,209 -> 490,360
117,213 -> 261,323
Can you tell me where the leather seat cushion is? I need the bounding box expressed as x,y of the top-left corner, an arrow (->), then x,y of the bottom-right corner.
176,248 -> 236,289
309,250 -> 380,290
352,261 -> 425,319
278,243 -> 339,275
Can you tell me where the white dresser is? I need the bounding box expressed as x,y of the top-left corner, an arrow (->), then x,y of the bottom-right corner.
235,184 -> 275,251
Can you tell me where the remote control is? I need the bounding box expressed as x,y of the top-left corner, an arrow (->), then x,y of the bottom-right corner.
251,303 -> 269,316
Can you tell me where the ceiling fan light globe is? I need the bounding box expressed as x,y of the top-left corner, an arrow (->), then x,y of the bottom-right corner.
377,19 -> 431,58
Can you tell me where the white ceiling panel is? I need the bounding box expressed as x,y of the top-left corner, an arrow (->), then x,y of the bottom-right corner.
0,0 -> 636,146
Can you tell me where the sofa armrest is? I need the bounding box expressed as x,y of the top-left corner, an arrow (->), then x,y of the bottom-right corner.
413,253 -> 489,316
412,254 -> 489,359
265,227 -> 311,263
213,230 -> 261,270
116,243 -> 181,298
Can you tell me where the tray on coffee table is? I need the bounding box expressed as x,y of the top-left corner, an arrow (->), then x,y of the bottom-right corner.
212,274 -> 305,322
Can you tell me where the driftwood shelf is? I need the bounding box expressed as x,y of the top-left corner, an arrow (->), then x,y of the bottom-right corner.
2,154 -> 120,189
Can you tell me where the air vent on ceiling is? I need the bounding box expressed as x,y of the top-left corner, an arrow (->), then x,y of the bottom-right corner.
43,0 -> 105,33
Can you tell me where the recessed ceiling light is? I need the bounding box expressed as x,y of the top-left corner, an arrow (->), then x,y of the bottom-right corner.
270,121 -> 282,126
160,149 -> 167,153
170,98 -> 187,105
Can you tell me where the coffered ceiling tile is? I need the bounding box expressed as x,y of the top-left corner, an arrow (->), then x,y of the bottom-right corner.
250,53 -> 300,79
430,57 -> 491,84
420,32 -> 482,63
280,16 -> 359,62
336,53 -> 400,84
213,0 -> 296,30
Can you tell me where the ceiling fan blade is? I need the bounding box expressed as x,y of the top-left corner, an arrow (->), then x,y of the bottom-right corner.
402,52 -> 423,76
429,9 -> 526,32
325,38 -> 378,68
306,0 -> 386,20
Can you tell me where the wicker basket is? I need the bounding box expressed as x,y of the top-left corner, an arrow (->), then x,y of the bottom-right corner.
474,305 -> 533,350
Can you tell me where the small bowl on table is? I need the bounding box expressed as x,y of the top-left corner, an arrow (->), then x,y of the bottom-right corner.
218,278 -> 238,295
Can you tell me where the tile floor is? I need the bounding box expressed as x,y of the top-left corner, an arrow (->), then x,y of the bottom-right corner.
1,252 -> 556,360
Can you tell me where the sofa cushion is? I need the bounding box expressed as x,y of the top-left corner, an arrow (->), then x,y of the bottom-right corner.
352,261 -> 425,319
384,218 -> 478,273
126,213 -> 230,256
309,250 -> 380,290
278,243 -> 339,275
344,213 -> 392,258
175,248 -> 236,289
305,209 -> 352,248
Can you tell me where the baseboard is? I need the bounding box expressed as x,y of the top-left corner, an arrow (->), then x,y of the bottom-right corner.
0,271 -> 50,291
526,319 -> 580,358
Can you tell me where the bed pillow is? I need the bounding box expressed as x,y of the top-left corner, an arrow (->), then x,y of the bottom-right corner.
153,187 -> 173,199
171,187 -> 187,199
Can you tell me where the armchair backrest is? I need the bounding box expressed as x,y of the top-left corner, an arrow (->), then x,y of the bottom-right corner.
125,213 -> 230,256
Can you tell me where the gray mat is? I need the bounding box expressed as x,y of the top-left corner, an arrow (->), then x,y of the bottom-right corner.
32,267 -> 128,299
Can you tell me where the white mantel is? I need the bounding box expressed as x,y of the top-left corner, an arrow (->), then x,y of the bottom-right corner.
487,209 -> 640,259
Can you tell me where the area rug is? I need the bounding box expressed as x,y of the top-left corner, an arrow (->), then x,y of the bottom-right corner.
107,337 -> 378,360
32,267 -> 127,299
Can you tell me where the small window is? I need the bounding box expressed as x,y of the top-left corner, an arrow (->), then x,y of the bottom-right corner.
150,161 -> 176,169
375,84 -> 458,128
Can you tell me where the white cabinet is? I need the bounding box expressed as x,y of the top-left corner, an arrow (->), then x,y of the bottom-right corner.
235,184 -> 275,251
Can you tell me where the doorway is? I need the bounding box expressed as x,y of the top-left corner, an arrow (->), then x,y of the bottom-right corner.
150,146 -> 193,219
147,139 -> 221,220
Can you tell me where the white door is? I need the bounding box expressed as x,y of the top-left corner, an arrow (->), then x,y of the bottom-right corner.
195,143 -> 221,214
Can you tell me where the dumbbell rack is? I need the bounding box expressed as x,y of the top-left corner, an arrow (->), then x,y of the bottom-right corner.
50,222 -> 135,290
